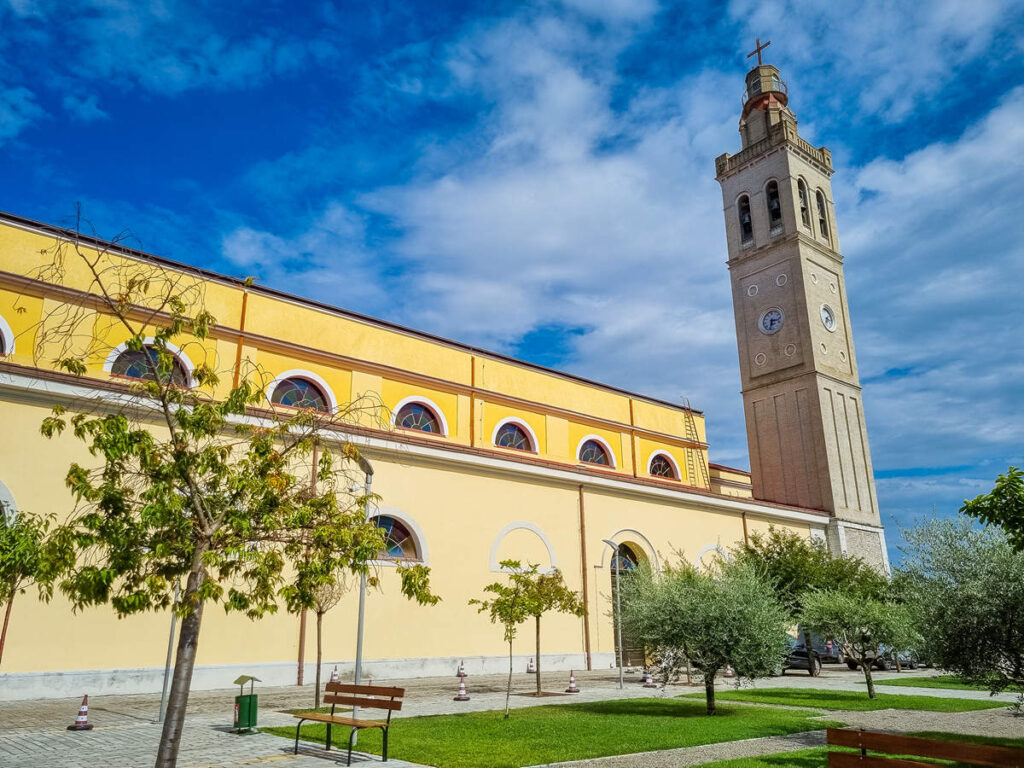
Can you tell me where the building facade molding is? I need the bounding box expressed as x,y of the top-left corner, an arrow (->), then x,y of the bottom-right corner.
390,395 -> 450,437
489,521 -> 558,573
266,368 -> 340,414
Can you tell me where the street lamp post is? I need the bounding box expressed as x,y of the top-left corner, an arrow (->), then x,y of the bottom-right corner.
602,539 -> 624,690
349,455 -> 375,750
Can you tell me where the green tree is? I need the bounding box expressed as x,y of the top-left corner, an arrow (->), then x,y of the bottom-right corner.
470,559 -> 531,718
621,558 -> 789,715
733,528 -> 886,675
0,507 -> 55,668
899,516 -> 1024,694
310,574 -> 350,708
961,467 -> 1024,552
31,224 -> 438,768
517,566 -> 584,696
799,589 -> 905,698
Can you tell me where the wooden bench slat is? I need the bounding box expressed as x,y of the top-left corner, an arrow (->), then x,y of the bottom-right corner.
293,712 -> 387,729
323,693 -> 403,711
828,752 -> 938,768
326,682 -> 405,698
827,729 -> 1024,768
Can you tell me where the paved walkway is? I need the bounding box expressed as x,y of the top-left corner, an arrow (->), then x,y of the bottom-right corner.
0,667 -> 1017,768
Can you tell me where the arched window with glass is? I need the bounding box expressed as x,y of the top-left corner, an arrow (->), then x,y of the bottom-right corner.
765,180 -> 783,234
737,195 -> 753,245
110,345 -> 190,387
372,515 -> 421,561
395,401 -> 443,434
816,189 -> 830,241
270,377 -> 330,412
797,179 -> 811,229
648,452 -> 679,480
609,543 -> 645,666
578,439 -> 611,467
494,421 -> 534,452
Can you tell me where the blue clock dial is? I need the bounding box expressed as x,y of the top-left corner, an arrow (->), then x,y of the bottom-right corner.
759,308 -> 784,334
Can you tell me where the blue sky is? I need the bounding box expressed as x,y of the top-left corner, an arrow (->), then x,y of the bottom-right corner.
2,0 -> 1022,563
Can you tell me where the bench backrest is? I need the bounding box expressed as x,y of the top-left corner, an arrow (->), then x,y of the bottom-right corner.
324,682 -> 405,713
827,728 -> 1024,767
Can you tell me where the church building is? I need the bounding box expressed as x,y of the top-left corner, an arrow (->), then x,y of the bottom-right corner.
0,54 -> 886,700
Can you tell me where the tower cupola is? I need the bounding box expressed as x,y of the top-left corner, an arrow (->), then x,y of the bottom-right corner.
738,40 -> 796,148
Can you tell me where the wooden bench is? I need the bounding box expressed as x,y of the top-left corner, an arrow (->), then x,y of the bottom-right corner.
293,682 -> 405,765
827,728 -> 1024,767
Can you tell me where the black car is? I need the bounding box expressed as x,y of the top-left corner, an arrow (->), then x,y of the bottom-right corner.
783,644 -> 823,675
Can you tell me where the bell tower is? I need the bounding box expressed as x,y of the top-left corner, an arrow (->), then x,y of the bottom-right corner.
714,41 -> 889,571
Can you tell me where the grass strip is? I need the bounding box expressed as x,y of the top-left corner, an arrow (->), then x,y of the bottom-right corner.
874,675 -> 1023,693
265,697 -> 835,768
684,688 -> 1006,712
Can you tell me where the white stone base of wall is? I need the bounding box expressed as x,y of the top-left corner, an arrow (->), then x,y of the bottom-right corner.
0,652 -> 618,701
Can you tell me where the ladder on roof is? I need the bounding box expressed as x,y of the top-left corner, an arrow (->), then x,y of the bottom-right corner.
682,398 -> 711,490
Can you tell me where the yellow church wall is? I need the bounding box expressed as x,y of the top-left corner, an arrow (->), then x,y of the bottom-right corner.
634,437 -> 689,484
0,288 -> 42,363
566,422 -> 624,470
480,400 -> 548,455
247,347 -> 353,412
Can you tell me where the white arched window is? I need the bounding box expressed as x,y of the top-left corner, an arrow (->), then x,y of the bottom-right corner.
647,450 -> 680,480
370,507 -> 429,566
103,339 -> 195,388
267,370 -> 337,414
576,435 -> 616,468
0,314 -> 14,356
392,396 -> 449,436
492,418 -> 538,452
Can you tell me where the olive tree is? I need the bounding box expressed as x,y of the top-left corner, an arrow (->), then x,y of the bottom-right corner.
31,220 -> 438,768
961,467 -> 1024,552
799,589 -> 905,698
899,516 -> 1024,695
621,558 -> 789,715
733,527 -> 887,675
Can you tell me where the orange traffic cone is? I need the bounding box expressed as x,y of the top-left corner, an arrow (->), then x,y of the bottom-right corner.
457,660 -> 467,678
565,670 -> 580,693
453,679 -> 470,701
643,670 -> 658,688
67,694 -> 93,731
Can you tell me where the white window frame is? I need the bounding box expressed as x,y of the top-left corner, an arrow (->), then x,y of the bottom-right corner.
575,434 -> 617,468
491,417 -> 539,453
391,395 -> 449,437
369,506 -> 429,567
647,449 -> 680,480
266,369 -> 338,414
103,338 -> 196,388
0,313 -> 15,355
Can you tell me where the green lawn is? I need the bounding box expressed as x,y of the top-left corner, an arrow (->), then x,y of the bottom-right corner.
874,675 -> 1023,693
694,733 -> 1024,767
265,698 -> 837,768
685,688 -> 1006,712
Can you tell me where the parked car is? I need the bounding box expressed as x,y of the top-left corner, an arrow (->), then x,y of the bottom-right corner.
844,646 -> 927,671
783,644 -> 823,675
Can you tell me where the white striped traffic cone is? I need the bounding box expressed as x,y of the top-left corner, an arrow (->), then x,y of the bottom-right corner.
457,660 -> 466,678
724,665 -> 735,678
453,679 -> 470,701
329,666 -> 339,683
565,670 -> 580,693
67,694 -> 93,731
643,670 -> 658,688
526,657 -> 536,674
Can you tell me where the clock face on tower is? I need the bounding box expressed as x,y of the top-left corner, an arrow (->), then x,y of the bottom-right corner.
759,307 -> 784,335
820,304 -> 837,332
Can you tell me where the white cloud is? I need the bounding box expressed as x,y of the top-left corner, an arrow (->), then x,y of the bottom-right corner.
0,84 -> 44,142
62,93 -> 108,122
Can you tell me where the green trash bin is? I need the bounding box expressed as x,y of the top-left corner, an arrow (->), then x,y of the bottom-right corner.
232,675 -> 261,732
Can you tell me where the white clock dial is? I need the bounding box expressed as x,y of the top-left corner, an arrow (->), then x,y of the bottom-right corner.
820,304 -> 837,332
759,307 -> 784,335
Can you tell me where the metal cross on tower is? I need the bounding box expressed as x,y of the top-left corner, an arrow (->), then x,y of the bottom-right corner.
746,38 -> 771,66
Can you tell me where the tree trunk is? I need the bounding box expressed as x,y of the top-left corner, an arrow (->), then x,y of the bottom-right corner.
505,639 -> 513,719
154,566 -> 206,768
0,593 -> 14,669
535,616 -> 541,696
704,671 -> 717,715
895,656 -> 902,673
862,660 -> 876,699
315,611 -> 323,708
802,628 -> 818,676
